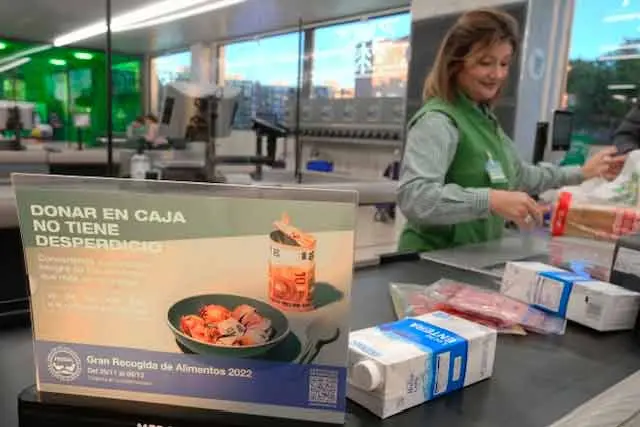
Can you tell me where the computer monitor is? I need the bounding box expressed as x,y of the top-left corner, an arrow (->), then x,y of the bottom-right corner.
532,121 -> 549,164
551,110 -> 574,151
159,82 -> 240,140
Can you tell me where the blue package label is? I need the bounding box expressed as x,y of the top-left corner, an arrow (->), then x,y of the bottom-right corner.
378,318 -> 468,400
541,271 -> 590,283
35,340 -> 346,412
537,271 -> 587,317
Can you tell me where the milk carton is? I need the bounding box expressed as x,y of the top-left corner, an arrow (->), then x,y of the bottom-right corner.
501,261 -> 640,331
347,311 -> 497,419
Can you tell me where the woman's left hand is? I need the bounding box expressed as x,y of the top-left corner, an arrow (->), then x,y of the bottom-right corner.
581,146 -> 627,181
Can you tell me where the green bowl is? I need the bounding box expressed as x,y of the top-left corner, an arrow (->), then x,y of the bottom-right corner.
167,294 -> 290,358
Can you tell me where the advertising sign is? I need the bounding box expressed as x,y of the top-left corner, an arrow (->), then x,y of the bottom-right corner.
12,174 -> 358,424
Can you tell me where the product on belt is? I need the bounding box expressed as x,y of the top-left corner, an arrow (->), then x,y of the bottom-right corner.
552,192 -> 640,241
390,280 -> 567,335
268,213 -> 316,312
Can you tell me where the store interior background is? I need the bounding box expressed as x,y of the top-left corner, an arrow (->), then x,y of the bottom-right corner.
0,0 -> 638,257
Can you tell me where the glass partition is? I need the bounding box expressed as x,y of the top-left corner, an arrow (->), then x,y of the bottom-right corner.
311,13 -> 411,99
150,51 -> 192,115
219,32 -> 303,129
0,0 -> 405,329
0,0 -> 409,183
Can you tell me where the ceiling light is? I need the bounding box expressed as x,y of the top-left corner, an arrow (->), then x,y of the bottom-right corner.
116,0 -> 246,33
0,42 -> 7,50
54,23 -> 107,48
0,45 -> 52,66
49,59 -> 67,66
74,52 -> 94,60
0,58 -> 31,73
53,0 -> 230,47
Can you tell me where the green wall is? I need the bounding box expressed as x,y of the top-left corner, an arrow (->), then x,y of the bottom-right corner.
0,39 -> 143,146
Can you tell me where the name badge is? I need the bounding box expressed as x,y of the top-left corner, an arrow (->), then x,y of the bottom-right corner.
485,157 -> 507,184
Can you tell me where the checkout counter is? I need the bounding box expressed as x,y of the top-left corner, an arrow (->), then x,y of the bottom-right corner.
3,232 -> 640,427
1,147 -> 639,427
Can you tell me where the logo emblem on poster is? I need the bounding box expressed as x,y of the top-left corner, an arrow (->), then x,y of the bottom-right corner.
47,346 -> 82,382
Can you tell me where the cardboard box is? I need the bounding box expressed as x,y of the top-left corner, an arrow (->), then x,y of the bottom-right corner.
347,311 -> 497,419
501,262 -> 640,331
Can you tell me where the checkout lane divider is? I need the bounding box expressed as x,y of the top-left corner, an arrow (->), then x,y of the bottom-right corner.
548,368 -> 640,427
418,252 -> 504,282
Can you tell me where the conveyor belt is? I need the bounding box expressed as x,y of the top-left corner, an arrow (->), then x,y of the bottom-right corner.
2,256 -> 639,427
349,260 -> 640,427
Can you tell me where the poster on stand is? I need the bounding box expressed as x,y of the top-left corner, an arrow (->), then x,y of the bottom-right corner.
12,174 -> 358,424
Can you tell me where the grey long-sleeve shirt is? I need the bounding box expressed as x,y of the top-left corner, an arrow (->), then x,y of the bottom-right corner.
613,104 -> 640,154
397,111 -> 584,226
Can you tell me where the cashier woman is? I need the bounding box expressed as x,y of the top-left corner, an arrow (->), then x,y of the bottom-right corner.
397,8 -> 626,253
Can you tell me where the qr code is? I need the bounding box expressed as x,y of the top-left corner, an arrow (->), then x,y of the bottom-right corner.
308,369 -> 339,406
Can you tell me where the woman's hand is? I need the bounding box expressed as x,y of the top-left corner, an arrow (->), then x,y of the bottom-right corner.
489,190 -> 545,229
581,146 -> 627,181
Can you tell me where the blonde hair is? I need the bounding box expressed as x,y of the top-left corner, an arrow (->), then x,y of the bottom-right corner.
423,8 -> 519,104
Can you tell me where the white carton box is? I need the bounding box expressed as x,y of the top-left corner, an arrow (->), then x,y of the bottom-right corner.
346,311 -> 497,419
501,261 -> 640,331
501,262 -> 565,305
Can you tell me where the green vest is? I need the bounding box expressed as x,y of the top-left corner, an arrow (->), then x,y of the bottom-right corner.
399,95 -> 516,252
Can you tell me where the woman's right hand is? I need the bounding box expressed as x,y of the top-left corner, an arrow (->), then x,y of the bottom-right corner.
489,190 -> 544,229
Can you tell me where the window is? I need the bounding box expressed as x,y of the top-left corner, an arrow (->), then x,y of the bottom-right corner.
311,13 -> 411,99
564,0 -> 640,143
151,51 -> 192,115
220,32 -> 303,129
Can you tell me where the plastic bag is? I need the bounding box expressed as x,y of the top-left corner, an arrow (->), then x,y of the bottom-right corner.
389,281 -> 567,335
548,150 -> 640,208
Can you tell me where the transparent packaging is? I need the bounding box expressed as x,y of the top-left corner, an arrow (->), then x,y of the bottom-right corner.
552,192 -> 640,241
390,280 -> 567,335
